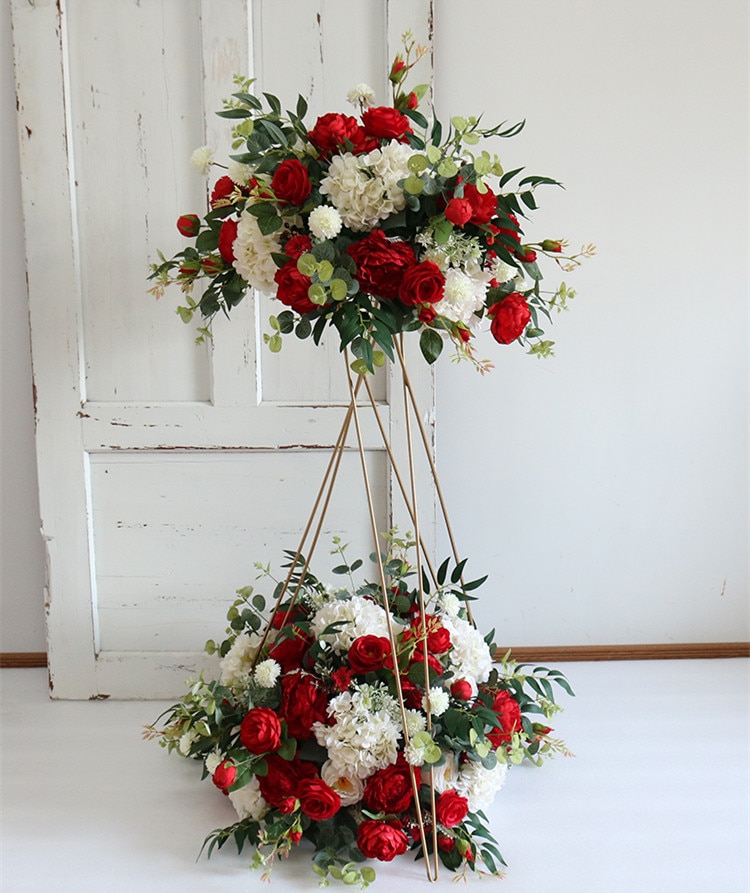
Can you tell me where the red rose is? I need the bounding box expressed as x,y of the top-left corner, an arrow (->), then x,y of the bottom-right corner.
279,670 -> 328,739
273,262 -> 318,317
284,234 -> 313,260
486,690 -> 522,747
361,106 -> 412,141
398,261 -> 445,306
298,778 -> 341,821
308,112 -> 371,156
218,218 -> 238,263
271,159 -> 312,206
348,230 -> 416,300
398,678 -> 423,710
356,819 -> 409,862
258,754 -> 318,808
410,615 -> 451,654
239,706 -> 282,755
444,198 -> 473,227
176,214 -> 200,237
348,635 -> 392,674
363,759 -> 414,814
463,183 -> 497,224
450,679 -> 473,700
435,789 -> 469,828
211,759 -> 236,794
488,293 -> 531,345
211,175 -> 236,207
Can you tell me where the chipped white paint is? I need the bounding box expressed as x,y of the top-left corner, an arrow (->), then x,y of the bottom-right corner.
12,0 -> 436,698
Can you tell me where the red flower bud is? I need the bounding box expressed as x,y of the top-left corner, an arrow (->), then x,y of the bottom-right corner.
176,214 -> 200,237
517,247 -> 537,264
450,679 -> 473,700
406,91 -> 419,110
541,239 -> 563,253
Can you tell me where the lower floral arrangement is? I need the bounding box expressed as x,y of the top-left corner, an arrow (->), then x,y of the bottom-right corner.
146,538 -> 573,885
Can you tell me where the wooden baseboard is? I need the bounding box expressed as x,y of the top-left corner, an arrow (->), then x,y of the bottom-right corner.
2,643 -> 748,669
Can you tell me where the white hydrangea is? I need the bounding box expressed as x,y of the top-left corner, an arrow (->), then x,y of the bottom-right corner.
440,614 -> 494,688
190,145 -> 215,175
347,83 -> 376,109
454,761 -> 508,812
490,256 -> 517,284
311,596 -> 390,652
321,760 -> 366,806
228,775 -> 270,822
227,159 -> 253,186
309,205 -> 343,240
422,687 -> 450,717
232,210 -> 284,293
313,684 -> 402,779
437,591 -> 461,617
253,658 -> 281,688
219,631 -> 262,690
319,141 -> 412,232
432,266 -> 491,326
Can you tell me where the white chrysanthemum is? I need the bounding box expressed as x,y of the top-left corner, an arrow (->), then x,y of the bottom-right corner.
422,687 -> 450,717
437,591 -> 461,617
347,83 -> 376,108
219,631 -> 262,690
455,761 -> 508,812
178,729 -> 198,756
404,709 -> 427,738
204,750 -> 223,775
227,159 -> 253,186
228,776 -> 270,822
321,760 -> 366,806
404,742 -> 425,766
491,257 -> 517,284
232,210 -> 284,293
253,658 -> 281,688
432,266 -> 491,326
311,597 -> 390,652
190,145 -> 215,175
309,205 -> 343,240
440,614 -> 494,688
319,141 -> 412,232
423,751 -> 459,794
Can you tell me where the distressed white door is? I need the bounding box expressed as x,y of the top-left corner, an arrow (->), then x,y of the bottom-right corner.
13,0 -> 435,698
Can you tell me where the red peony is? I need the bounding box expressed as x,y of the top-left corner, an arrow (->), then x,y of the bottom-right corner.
176,214 -> 200,237
271,158 -> 312,206
444,198 -> 473,227
356,819 -> 409,862
211,759 -> 236,794
297,778 -> 341,820
284,234 -> 313,260
257,754 -> 318,808
348,230 -> 416,300
218,218 -> 238,263
398,261 -> 445,306
279,670 -> 328,739
273,262 -> 318,317
486,690 -> 522,747
210,175 -> 236,207
463,183 -> 497,225
362,758 -> 414,814
308,112 -> 372,156
435,789 -> 469,828
488,293 -> 531,345
348,635 -> 392,674
361,106 -> 412,141
239,706 -> 282,755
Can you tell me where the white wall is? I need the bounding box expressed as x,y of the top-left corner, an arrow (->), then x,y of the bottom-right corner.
1,0 -> 46,652
2,0 -> 747,651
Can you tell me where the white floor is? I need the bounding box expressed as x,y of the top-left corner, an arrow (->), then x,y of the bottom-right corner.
1,660 -> 748,893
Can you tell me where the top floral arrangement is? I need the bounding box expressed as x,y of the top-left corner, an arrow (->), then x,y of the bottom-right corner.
149,36 -> 593,373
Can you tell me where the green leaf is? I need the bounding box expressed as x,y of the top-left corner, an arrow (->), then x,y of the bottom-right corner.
419,328 -> 443,364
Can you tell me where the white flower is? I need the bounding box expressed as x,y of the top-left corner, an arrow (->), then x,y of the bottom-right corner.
404,709 -> 427,737
422,687 -> 450,717
253,658 -> 281,688
423,751 -> 459,793
204,750 -> 223,775
229,776 -> 270,822
178,729 -> 197,756
232,210 -> 284,293
437,591 -> 461,617
491,256 -> 517,284
219,631 -> 262,690
455,761 -> 508,812
432,266 -> 491,326
321,760 -> 366,806
440,614 -> 494,689
190,145 -> 215,175
404,743 -> 426,766
309,205 -> 343,240
347,83 -> 376,109
228,159 -> 252,186
319,141 -> 412,232
311,596 -> 390,652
